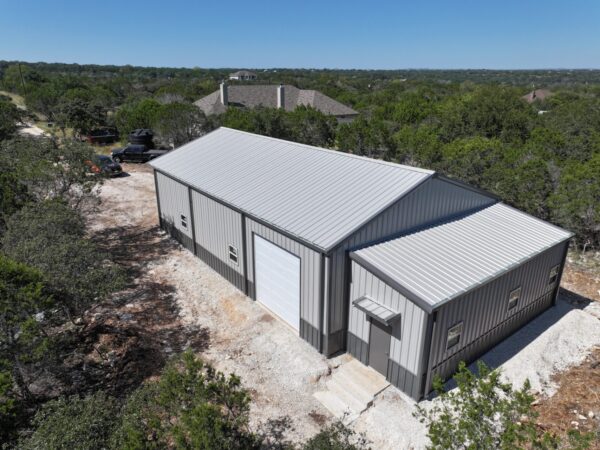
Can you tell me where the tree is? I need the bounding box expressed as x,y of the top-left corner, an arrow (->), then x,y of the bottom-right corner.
394,125 -> 442,167
0,254 -> 52,442
0,97 -> 22,141
111,350 -> 260,449
54,97 -> 107,137
336,117 -> 395,159
1,65 -> 46,95
114,98 -> 162,136
2,201 -> 124,321
0,137 -> 97,208
287,106 -> 337,147
435,136 -> 503,187
152,102 -> 207,147
549,154 -> 600,249
302,421 -> 369,450
18,392 -> 121,450
416,361 -> 593,450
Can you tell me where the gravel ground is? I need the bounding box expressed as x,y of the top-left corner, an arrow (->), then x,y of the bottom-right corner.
90,164 -> 600,449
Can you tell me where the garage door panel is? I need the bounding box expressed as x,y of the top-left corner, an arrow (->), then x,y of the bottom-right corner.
254,235 -> 300,330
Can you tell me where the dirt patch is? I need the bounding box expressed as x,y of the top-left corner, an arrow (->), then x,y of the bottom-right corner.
563,252 -> 600,303
535,347 -> 600,447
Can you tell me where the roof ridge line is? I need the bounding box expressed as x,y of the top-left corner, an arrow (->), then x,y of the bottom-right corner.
218,127 -> 435,175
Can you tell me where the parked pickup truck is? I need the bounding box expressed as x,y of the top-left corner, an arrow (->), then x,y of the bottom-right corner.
111,145 -> 169,163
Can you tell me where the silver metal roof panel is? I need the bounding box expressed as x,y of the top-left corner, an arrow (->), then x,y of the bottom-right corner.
150,127 -> 433,251
351,203 -> 573,311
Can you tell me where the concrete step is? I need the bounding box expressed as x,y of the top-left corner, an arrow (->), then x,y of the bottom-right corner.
332,369 -> 378,407
338,359 -> 390,397
313,390 -> 358,422
326,377 -> 366,414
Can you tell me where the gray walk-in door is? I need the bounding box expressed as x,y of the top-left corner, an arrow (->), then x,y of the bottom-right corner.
254,235 -> 300,330
369,320 -> 391,376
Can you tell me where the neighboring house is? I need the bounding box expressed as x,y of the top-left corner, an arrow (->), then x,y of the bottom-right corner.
522,89 -> 553,103
229,70 -> 257,81
194,83 -> 359,123
149,128 -> 572,401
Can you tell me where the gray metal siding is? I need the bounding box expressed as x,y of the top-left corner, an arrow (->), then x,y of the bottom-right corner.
191,190 -> 245,291
347,261 -> 428,400
326,177 -> 496,355
156,172 -> 193,251
427,241 -> 569,389
245,218 -> 322,350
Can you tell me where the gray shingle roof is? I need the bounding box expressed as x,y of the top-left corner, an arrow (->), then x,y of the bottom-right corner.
230,70 -> 256,77
149,127 -> 432,251
194,85 -> 358,117
351,203 -> 573,312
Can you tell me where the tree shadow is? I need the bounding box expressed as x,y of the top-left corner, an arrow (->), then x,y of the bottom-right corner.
45,224 -> 212,398
257,415 -> 296,450
92,224 -> 176,283
52,280 -> 210,399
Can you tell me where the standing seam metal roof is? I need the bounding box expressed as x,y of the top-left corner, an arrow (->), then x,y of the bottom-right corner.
149,127 -> 433,251
351,203 -> 573,311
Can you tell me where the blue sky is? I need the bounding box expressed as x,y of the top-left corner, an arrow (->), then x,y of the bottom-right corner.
1,0 -> 599,69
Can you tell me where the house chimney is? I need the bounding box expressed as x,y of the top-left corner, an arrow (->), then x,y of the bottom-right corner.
277,84 -> 285,109
220,82 -> 228,106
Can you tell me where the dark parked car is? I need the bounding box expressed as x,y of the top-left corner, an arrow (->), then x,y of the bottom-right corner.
111,145 -> 169,163
85,155 -> 123,177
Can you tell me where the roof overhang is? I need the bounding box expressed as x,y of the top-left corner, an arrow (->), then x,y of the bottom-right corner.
353,295 -> 402,326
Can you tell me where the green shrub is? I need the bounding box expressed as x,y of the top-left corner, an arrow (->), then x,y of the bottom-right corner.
18,392 -> 121,450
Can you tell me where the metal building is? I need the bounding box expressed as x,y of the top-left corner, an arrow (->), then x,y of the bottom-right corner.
149,127 -> 572,400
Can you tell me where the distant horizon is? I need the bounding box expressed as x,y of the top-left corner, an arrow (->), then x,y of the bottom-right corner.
4,59 -> 600,72
2,0 -> 599,70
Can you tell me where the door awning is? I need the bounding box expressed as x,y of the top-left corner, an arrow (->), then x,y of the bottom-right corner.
353,295 -> 401,326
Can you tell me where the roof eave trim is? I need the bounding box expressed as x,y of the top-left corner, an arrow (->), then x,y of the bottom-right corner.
350,253 -> 435,314
429,234 -> 573,311
152,168 -> 328,254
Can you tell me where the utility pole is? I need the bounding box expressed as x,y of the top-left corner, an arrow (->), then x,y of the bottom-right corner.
17,63 -> 26,93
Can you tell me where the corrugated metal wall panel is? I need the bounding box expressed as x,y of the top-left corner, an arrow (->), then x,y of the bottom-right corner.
427,241 -> 568,387
326,177 -> 496,355
191,190 -> 245,291
156,172 -> 193,251
347,261 -> 428,399
245,218 -> 322,350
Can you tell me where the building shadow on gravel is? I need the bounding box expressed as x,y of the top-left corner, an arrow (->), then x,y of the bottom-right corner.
441,288 -> 593,392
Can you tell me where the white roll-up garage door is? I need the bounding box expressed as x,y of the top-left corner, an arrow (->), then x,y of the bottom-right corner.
254,235 -> 300,330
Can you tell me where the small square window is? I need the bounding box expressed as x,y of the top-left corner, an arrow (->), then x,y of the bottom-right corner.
180,215 -> 187,229
508,287 -> 521,310
446,322 -> 463,350
548,265 -> 560,285
228,245 -> 238,264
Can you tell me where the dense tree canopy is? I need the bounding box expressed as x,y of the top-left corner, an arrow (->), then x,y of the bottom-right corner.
2,61 -> 600,248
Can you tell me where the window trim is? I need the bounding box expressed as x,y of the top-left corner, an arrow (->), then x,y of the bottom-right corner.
548,265 -> 560,285
228,244 -> 238,265
446,322 -> 463,351
180,214 -> 187,229
508,286 -> 521,311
